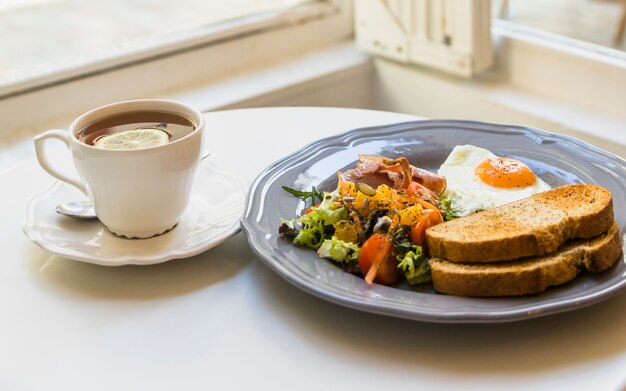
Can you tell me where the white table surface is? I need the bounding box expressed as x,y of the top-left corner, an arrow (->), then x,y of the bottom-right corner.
1,107 -> 625,391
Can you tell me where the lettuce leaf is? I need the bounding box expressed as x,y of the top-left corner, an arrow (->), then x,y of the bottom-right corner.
439,193 -> 461,221
397,245 -> 431,285
293,223 -> 325,249
293,191 -> 348,249
317,238 -> 360,263
299,192 -> 347,226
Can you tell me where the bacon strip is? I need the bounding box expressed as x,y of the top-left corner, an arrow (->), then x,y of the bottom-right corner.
350,154 -> 446,194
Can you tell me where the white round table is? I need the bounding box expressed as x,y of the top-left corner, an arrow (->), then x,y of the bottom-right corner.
1,107 -> 625,391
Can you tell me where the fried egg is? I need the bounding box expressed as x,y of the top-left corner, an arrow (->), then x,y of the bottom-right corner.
438,145 -> 551,216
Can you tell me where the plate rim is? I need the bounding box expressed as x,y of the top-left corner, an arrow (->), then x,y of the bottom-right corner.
241,119 -> 626,323
23,160 -> 247,266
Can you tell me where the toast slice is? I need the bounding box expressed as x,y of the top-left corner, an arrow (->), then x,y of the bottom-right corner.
426,184 -> 614,262
429,223 -> 622,297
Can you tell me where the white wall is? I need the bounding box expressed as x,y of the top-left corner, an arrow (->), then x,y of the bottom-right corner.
370,58 -> 626,158
221,53 -> 626,158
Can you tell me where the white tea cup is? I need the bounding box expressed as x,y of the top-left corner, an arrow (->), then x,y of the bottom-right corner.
34,99 -> 205,238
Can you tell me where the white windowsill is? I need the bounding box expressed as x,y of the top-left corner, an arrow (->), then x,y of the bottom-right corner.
0,0 -> 353,139
490,20 -> 626,119
168,43 -> 371,111
373,55 -> 626,158
0,0 -> 341,98
0,43 -> 373,171
492,19 -> 626,68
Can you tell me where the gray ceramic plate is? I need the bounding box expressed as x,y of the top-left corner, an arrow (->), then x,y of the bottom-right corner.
241,120 -> 626,323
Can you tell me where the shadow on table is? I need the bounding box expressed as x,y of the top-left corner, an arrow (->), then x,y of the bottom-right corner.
254,262 -> 626,376
27,233 -> 253,300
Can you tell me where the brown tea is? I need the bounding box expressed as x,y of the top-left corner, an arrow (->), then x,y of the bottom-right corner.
78,110 -> 196,146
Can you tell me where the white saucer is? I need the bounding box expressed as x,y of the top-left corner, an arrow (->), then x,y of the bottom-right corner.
22,161 -> 247,266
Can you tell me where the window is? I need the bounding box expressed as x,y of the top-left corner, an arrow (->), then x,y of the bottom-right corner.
355,0 -> 626,74
495,0 -> 626,52
354,0 -> 625,146
0,0 -> 321,96
0,0 -> 351,137
356,1 -> 625,97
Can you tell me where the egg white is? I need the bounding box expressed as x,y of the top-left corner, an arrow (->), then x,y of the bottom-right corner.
438,145 -> 551,216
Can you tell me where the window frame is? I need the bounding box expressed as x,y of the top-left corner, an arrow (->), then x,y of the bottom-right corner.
354,0 -> 625,124
491,19 -> 626,118
0,0 -> 353,136
0,0 -> 346,99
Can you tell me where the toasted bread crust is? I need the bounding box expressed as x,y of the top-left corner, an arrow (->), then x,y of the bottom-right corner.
426,184 -> 614,262
429,224 -> 622,297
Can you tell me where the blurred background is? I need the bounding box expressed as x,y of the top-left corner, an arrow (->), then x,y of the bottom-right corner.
0,0 -> 625,166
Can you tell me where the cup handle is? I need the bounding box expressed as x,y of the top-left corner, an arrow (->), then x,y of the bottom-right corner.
34,130 -> 87,195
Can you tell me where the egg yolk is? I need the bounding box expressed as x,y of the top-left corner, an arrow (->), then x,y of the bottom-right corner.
475,157 -> 537,188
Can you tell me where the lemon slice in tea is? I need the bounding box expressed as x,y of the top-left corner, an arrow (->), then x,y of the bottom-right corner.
93,127 -> 171,150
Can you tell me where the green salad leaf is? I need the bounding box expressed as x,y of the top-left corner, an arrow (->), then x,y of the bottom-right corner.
397,245 -> 431,285
293,223 -> 325,249
392,227 -> 431,285
439,193 -> 461,221
317,238 -> 360,263
293,192 -> 348,249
